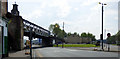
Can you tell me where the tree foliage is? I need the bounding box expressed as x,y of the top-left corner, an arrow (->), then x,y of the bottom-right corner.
67,32 -> 72,36
49,23 -> 96,41
49,23 -> 66,38
107,30 -> 120,44
81,32 -> 96,41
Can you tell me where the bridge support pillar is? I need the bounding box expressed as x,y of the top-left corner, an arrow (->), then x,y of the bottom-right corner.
42,38 -> 53,47
8,16 -> 24,51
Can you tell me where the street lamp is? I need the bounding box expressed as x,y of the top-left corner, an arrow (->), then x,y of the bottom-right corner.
62,22 -> 64,48
99,2 -> 107,51
55,25 -> 58,47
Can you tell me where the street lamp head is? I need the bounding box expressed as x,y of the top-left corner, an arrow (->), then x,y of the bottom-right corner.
99,2 -> 107,5
99,2 -> 101,4
55,25 -> 58,28
104,4 -> 107,5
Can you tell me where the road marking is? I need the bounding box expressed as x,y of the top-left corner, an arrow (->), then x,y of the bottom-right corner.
34,49 -> 43,58
64,48 -> 79,51
54,50 -> 60,52
68,50 -> 78,51
34,52 -> 36,59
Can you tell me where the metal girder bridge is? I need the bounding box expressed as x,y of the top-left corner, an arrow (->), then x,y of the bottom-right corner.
23,19 -> 50,38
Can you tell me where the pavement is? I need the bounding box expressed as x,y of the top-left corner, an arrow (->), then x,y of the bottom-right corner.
2,45 -> 41,59
2,45 -> 120,59
2,49 -> 31,59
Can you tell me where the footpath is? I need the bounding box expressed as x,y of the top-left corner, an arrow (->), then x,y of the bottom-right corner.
2,49 -> 31,59
2,45 -> 41,59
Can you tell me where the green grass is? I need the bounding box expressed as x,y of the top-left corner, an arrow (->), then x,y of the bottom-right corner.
112,44 -> 118,45
54,44 -> 99,47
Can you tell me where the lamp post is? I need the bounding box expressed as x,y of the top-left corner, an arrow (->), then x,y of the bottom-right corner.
99,2 -> 107,51
55,25 -> 58,47
29,28 -> 33,59
62,22 -> 64,48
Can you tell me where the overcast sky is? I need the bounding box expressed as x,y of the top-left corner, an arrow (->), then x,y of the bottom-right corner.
8,0 -> 119,39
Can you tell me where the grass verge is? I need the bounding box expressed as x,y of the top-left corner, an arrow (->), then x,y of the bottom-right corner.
53,44 -> 100,47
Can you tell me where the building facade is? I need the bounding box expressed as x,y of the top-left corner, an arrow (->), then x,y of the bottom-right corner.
0,0 -> 8,58
0,17 -> 8,58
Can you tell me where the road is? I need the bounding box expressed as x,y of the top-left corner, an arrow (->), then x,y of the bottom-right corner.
33,47 -> 118,57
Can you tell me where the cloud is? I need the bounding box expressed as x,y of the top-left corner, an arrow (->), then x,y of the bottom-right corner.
119,19 -> 120,30
8,0 -> 44,3
49,0 -> 72,18
114,17 -> 118,20
81,0 -> 95,6
81,0 -> 119,7
8,0 -> 118,39
105,9 -> 117,16
74,8 -> 79,11
22,9 -> 43,22
90,4 -> 101,11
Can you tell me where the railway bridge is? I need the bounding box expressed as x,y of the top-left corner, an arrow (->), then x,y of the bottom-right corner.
7,3 -> 64,51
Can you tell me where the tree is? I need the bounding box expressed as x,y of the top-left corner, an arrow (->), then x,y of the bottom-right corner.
87,33 -> 96,41
73,32 -> 77,35
107,35 -> 116,44
81,32 -> 87,37
49,23 -> 60,36
67,32 -> 72,36
49,23 -> 66,39
107,30 -> 120,44
73,32 -> 79,36
116,30 -> 120,44
81,32 -> 96,41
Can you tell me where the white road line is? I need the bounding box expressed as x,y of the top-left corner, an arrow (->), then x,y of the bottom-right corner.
68,50 -> 78,51
34,50 -> 35,59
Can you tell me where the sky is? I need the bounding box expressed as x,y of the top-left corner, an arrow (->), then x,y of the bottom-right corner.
8,0 -> 119,39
